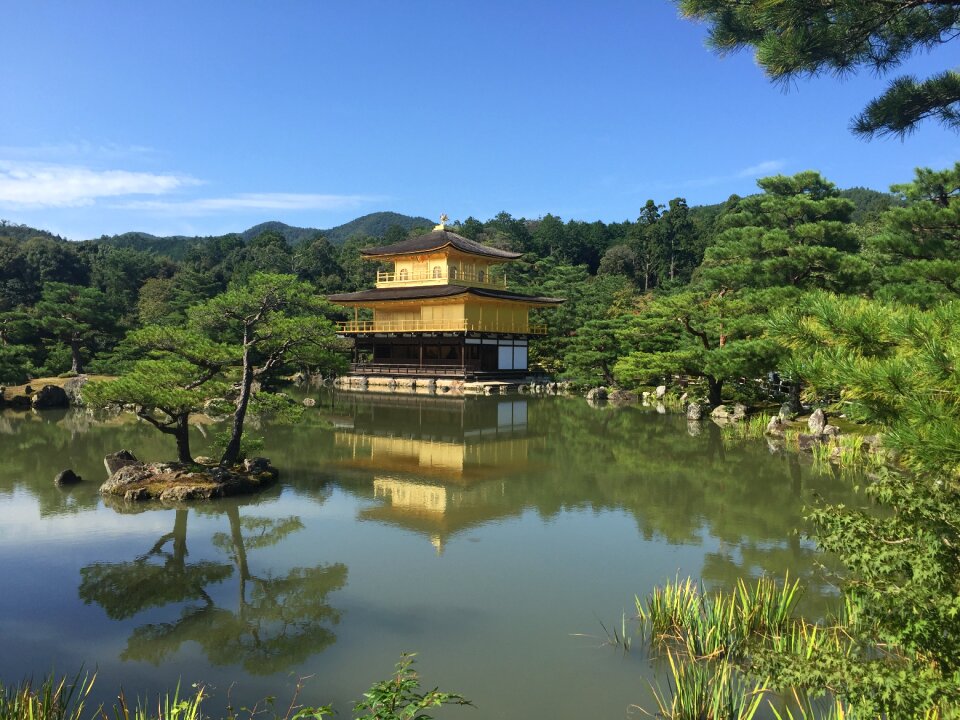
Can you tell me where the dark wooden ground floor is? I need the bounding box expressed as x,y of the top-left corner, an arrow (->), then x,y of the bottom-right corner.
345,332 -> 532,378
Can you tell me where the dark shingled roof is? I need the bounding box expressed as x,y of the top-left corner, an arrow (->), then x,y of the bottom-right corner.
327,284 -> 563,306
361,230 -> 522,260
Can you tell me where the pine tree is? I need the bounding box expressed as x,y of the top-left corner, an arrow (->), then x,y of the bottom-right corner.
676,0 -> 960,138
867,162 -> 960,307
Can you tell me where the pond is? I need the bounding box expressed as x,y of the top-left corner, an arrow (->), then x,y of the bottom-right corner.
0,392 -> 863,718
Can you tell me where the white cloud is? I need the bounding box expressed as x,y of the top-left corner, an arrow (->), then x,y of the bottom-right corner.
737,160 -> 786,178
0,161 -> 197,208
117,192 -> 384,215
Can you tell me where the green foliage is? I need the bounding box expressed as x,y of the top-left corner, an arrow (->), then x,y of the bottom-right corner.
867,162 -> 960,307
699,172 -> 866,293
33,282 -> 120,374
760,293 -> 960,714
0,655 -> 469,720
676,0 -> 960,138
353,654 -> 471,720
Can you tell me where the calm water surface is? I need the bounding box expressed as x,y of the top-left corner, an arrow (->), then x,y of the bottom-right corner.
0,393 -> 862,718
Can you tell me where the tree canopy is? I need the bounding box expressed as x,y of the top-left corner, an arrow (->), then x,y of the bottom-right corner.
677,0 -> 960,138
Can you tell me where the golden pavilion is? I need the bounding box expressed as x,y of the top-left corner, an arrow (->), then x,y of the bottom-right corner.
328,216 -> 563,378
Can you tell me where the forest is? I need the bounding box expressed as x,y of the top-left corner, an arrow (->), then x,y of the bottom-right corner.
0,179 -> 904,391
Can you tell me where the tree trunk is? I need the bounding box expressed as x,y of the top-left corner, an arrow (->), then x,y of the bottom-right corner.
221,342 -> 254,467
707,376 -> 723,407
174,415 -> 193,464
70,337 -> 84,374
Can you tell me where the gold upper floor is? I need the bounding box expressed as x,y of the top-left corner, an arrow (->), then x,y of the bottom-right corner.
373,249 -> 509,290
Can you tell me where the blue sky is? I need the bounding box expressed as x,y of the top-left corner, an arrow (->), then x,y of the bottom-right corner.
1,1 -> 957,240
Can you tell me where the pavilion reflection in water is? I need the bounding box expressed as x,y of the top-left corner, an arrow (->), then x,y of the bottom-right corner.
333,394 -> 540,553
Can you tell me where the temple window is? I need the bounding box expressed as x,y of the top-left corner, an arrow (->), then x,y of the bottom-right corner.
432,266 -> 442,279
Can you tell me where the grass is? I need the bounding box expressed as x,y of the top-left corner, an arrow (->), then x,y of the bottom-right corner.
636,575 -> 802,662
0,656 -> 467,720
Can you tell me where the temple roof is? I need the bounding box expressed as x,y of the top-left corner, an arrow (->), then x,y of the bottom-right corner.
360,230 -> 522,260
327,284 -> 564,306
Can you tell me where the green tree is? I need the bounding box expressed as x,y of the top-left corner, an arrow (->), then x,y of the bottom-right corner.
698,171 -> 866,293
867,162 -> 960,306
190,273 -> 347,466
85,327 -> 233,463
615,289 -> 778,406
676,0 -> 960,138
764,293 -> 960,714
630,199 -> 663,291
653,198 -> 701,285
33,283 -> 120,374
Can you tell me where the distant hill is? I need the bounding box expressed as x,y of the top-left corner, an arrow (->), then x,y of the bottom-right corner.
839,187 -> 903,224
92,231 -> 205,260
86,211 -> 434,259
323,211 -> 433,244
238,221 -> 320,246
0,221 -> 65,243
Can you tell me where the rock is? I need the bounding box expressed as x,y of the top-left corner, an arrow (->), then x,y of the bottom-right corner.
679,392 -> 688,404
54,469 -> 82,486
797,433 -> 821,452
656,403 -> 667,414
607,389 -> 638,406
765,415 -> 785,436
829,446 -> 843,464
7,393 -> 31,409
686,420 -> 702,437
860,434 -> 881,452
100,457 -> 278,501
243,456 -> 278,480
194,456 -> 215,465
31,384 -> 69,409
586,387 -> 608,402
100,462 -> 153,495
686,402 -> 703,421
104,449 -> 140,476
655,385 -> 667,399
302,397 -> 316,407
23,385 -> 32,394
710,403 -> 747,425
63,376 -> 88,406
780,397 -> 802,419
822,424 -> 841,437
518,384 -> 530,393
808,408 -> 827,435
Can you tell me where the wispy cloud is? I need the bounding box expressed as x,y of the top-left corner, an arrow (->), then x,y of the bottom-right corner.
0,142 -> 158,161
116,192 -> 385,215
626,159 -> 789,197
736,160 -> 786,178
0,161 -> 198,208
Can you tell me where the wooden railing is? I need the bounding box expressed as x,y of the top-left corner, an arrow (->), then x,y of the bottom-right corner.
376,269 -> 507,288
336,320 -> 547,335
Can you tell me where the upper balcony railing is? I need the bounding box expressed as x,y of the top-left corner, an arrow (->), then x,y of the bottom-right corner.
336,319 -> 547,335
376,268 -> 507,289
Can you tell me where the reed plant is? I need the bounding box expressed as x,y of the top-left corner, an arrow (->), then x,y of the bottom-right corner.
0,673 -> 97,720
636,575 -> 801,663
644,653 -> 765,720
0,656 -> 464,720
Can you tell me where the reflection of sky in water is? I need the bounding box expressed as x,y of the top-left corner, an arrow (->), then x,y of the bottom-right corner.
0,394 -> 864,719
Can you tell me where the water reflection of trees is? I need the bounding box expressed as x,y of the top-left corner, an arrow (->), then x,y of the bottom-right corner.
79,501 -> 346,675
0,408 -> 214,516
310,393 -> 861,612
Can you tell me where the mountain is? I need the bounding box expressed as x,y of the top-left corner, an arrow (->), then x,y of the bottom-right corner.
86,211 -> 435,258
322,211 -> 433,244
0,221 -> 65,243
